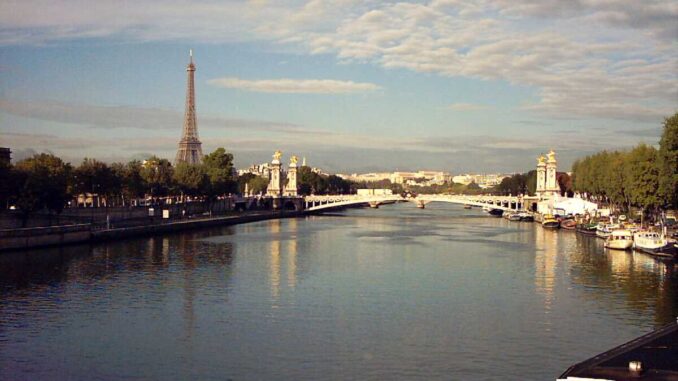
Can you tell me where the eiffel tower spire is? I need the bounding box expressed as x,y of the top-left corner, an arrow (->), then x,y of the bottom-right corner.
175,49 -> 203,165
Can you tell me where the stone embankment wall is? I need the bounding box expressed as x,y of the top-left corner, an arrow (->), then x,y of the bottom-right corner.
0,224 -> 92,251
1,210 -> 303,252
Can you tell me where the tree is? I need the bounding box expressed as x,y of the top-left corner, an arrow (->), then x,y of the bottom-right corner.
625,144 -> 660,215
326,175 -> 351,194
237,173 -> 256,195
247,176 -> 269,195
0,161 -> 20,209
14,153 -> 72,218
657,112 -> 678,209
73,158 -> 117,206
141,156 -> 174,198
203,148 -> 237,196
525,170 -> 537,196
121,160 -> 146,204
173,162 -> 208,198
603,151 -> 631,212
496,173 -> 527,195
298,166 -> 327,195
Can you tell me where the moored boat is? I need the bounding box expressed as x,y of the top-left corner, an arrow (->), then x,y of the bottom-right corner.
488,209 -> 503,217
596,223 -> 620,239
483,206 -> 503,217
518,212 -> 534,222
604,229 -> 633,250
508,213 -> 522,221
560,219 -> 576,230
633,231 -> 676,257
576,223 -> 598,236
542,215 -> 560,229
463,205 -> 472,209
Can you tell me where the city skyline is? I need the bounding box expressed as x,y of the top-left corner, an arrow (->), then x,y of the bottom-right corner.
0,1 -> 676,173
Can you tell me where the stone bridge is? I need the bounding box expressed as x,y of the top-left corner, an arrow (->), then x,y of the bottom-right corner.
303,194 -> 524,212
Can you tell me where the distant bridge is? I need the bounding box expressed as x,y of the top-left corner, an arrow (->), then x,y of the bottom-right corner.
303,194 -> 525,212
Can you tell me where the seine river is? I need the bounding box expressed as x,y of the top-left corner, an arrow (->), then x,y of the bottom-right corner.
1,203 -> 677,380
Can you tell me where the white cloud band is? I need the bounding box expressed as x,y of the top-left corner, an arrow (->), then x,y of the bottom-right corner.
207,77 -> 380,94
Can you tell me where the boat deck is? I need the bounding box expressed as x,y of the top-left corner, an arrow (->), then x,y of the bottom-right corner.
558,321 -> 678,380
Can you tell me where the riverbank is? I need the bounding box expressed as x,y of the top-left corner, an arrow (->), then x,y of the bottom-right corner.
0,210 -> 303,252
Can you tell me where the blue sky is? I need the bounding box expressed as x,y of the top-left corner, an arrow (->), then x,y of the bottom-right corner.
0,0 -> 676,173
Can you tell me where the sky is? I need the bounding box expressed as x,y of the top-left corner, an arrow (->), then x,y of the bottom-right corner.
0,0 -> 676,174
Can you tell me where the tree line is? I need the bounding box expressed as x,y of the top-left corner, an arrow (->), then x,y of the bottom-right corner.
0,146 -> 384,216
0,147 -> 239,216
571,113 -> 677,214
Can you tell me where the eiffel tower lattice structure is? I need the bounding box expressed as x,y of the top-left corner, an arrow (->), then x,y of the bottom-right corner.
175,49 -> 203,165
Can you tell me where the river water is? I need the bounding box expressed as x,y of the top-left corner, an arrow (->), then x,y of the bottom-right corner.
1,203 -> 677,380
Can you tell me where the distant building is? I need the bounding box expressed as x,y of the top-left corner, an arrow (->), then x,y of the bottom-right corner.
339,172 -> 392,183
339,170 -> 450,186
238,163 -> 272,179
357,188 -> 393,196
310,167 -> 327,176
0,147 -> 10,165
452,173 -> 510,188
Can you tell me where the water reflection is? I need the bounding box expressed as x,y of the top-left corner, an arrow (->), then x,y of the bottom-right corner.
1,206 -> 677,381
533,226 -> 559,312
270,219 -> 281,304
565,233 -> 678,326
287,218 -> 298,289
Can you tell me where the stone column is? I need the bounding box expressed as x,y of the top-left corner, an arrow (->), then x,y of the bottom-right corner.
284,155 -> 299,197
536,155 -> 546,198
267,150 -> 283,198
546,150 -> 558,195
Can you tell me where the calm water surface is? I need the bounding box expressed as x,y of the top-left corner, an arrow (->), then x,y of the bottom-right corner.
1,203 -> 677,380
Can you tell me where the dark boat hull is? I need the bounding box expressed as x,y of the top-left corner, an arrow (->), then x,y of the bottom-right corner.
487,209 -> 503,217
576,224 -> 598,236
634,244 -> 677,258
542,221 -> 560,229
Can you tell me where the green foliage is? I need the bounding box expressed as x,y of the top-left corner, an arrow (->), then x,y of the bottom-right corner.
625,144 -> 660,212
247,176 -> 269,195
237,173 -> 256,194
298,166 -> 327,195
14,153 -> 72,214
496,173 -> 527,195
73,158 -> 120,202
141,156 -> 174,197
466,181 -> 481,190
571,112 -> 677,214
121,160 -> 146,201
525,170 -> 537,196
0,161 -> 19,208
326,175 -> 353,194
173,162 -> 208,197
203,148 -> 237,196
657,113 -> 678,208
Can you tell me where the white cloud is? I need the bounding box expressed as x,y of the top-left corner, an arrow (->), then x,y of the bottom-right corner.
207,77 -> 380,94
447,102 -> 487,111
0,0 -> 675,124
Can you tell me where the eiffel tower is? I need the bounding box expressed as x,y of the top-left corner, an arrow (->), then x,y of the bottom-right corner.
175,49 -> 203,165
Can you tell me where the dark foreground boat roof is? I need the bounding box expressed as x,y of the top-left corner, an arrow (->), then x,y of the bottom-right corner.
558,321 -> 678,381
